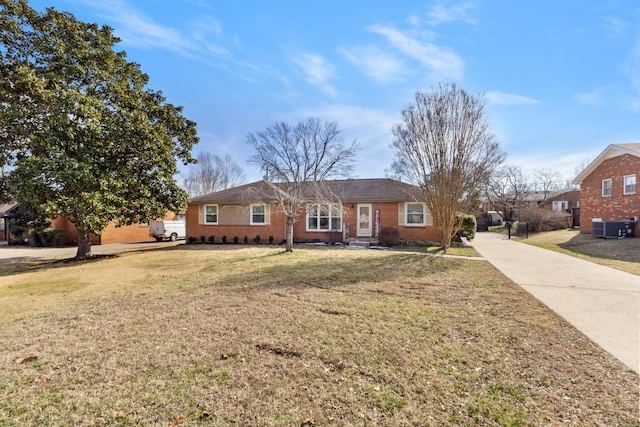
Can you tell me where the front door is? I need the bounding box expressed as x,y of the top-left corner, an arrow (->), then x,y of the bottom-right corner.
357,204 -> 372,237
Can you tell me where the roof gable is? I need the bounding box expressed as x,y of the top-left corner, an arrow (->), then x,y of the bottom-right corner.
189,178 -> 423,204
574,143 -> 640,184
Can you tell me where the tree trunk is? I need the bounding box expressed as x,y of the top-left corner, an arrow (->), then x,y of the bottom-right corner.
285,216 -> 294,252
76,228 -> 92,259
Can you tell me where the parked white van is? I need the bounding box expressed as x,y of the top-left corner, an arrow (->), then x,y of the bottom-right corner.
149,220 -> 186,242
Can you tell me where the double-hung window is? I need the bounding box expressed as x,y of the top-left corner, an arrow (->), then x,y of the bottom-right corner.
552,201 -> 568,212
251,204 -> 266,225
406,203 -> 425,226
601,179 -> 612,197
623,175 -> 636,195
307,204 -> 342,231
204,205 -> 218,224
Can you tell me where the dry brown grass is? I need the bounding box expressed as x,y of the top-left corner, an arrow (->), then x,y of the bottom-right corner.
0,245 -> 638,426
521,229 -> 640,275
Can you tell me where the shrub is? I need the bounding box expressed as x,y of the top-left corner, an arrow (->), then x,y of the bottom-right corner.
254,235 -> 261,244
200,235 -> 206,243
268,235 -> 274,245
379,227 -> 401,247
222,235 -> 227,244
243,235 -> 248,244
454,213 -> 476,241
188,236 -> 197,244
208,235 -> 215,244
233,236 -> 239,244
519,208 -> 570,232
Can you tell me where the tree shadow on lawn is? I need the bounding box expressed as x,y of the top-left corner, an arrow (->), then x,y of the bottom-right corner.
198,247 -> 463,293
558,233 -> 640,263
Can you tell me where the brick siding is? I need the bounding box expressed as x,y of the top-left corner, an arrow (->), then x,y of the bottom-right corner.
187,201 -> 439,244
579,154 -> 640,235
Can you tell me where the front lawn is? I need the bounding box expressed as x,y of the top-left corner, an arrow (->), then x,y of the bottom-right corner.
0,246 -> 637,426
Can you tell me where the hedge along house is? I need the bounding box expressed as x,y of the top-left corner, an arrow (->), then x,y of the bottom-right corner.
186,178 -> 438,245
574,143 -> 640,236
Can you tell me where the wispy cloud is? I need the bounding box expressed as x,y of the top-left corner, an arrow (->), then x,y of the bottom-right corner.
602,16 -> 627,38
624,34 -> 640,108
426,2 -> 476,26
286,104 -> 400,177
74,0 -> 233,63
486,91 -> 539,106
293,52 -> 337,97
368,25 -> 464,81
339,45 -> 406,82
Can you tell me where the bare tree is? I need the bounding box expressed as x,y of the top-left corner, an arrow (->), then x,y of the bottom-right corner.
533,168 -> 560,200
391,83 -> 505,250
247,117 -> 358,252
484,165 -> 530,222
183,153 -> 245,197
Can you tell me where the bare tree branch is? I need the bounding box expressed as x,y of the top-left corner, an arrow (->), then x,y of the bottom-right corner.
391,83 -> 505,249
247,117 -> 358,252
183,153 -> 245,197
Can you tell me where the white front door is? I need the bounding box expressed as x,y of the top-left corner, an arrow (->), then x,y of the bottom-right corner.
357,204 -> 372,237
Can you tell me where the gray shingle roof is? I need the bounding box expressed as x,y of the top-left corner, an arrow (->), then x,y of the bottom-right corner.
189,178 -> 423,204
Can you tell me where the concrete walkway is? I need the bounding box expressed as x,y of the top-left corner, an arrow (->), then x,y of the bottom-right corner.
471,232 -> 639,373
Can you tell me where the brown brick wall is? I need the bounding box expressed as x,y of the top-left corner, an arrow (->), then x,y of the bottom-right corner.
187,201 -> 438,244
186,203 -> 287,243
579,154 -> 640,235
50,212 -> 178,245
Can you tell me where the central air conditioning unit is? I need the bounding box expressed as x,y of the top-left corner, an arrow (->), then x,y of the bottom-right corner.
592,220 -> 635,238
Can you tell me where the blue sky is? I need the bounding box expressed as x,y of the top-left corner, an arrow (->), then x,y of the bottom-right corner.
29,1 -> 640,185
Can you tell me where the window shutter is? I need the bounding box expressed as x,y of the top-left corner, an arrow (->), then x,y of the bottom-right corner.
398,203 -> 405,225
198,205 -> 203,224
425,206 -> 433,226
265,204 -> 271,225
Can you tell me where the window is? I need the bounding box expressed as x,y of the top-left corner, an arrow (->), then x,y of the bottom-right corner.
251,204 -> 266,225
624,175 -> 636,195
601,179 -> 612,197
552,201 -> 568,212
406,203 -> 425,226
307,204 -> 342,231
204,205 -> 218,224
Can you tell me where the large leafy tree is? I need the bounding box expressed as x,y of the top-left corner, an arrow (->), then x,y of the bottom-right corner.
247,117 -> 358,252
391,83 -> 505,250
0,0 -> 197,258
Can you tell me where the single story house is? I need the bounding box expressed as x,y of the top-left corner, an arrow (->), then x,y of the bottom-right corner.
574,143 -> 639,236
186,178 -> 438,244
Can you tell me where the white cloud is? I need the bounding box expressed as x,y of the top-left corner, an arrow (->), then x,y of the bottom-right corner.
293,53 -> 337,97
426,2 -> 476,26
283,104 -> 400,177
339,45 -> 406,82
368,25 -> 464,81
74,0 -> 233,63
486,91 -> 539,106
602,16 -> 627,38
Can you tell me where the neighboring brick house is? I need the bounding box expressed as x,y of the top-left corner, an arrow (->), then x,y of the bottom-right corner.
187,178 -> 439,244
1,203 -> 180,245
539,189 -> 581,227
574,143 -> 640,236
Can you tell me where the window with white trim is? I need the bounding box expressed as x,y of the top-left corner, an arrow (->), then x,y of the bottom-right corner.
623,175 -> 636,195
204,205 -> 218,224
251,204 -> 266,225
601,179 -> 612,197
307,204 -> 342,231
406,202 -> 425,226
552,201 -> 568,212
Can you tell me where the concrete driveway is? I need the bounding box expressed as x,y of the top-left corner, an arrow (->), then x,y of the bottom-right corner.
472,232 -> 639,373
0,240 -> 183,262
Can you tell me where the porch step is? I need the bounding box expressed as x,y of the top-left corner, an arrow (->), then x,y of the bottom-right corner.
347,238 -> 379,248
